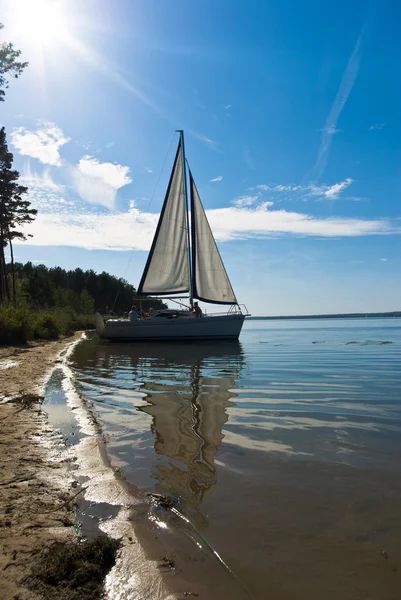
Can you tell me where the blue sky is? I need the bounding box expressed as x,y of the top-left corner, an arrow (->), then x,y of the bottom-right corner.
1,0 -> 400,315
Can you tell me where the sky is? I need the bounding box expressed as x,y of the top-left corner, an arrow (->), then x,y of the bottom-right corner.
1,0 -> 400,316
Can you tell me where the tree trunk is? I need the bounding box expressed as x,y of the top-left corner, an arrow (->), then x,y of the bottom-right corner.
0,247 -> 3,304
0,247 -> 10,303
0,201 -> 3,303
0,221 -> 6,304
7,227 -> 16,307
0,208 -> 10,303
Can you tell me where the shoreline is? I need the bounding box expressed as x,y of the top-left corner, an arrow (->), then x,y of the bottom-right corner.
0,334 -> 83,600
1,334 -> 226,600
0,333 -> 259,600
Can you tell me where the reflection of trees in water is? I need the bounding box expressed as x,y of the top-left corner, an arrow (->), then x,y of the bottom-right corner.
137,343 -> 245,514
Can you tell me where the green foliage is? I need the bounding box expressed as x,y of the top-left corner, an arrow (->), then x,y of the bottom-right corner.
33,313 -> 63,340
79,289 -> 94,314
21,266 -> 56,308
67,313 -> 97,333
0,305 -> 33,343
0,127 -> 36,304
0,126 -> 36,242
0,305 -> 95,345
0,262 -> 166,344
0,23 -> 29,101
11,262 -> 167,315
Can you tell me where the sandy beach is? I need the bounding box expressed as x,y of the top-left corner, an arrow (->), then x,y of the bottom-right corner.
0,335 -> 82,600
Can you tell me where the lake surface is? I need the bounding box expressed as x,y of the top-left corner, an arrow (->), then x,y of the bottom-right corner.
69,318 -> 401,599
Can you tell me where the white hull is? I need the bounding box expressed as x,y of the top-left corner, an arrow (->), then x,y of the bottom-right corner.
96,313 -> 245,341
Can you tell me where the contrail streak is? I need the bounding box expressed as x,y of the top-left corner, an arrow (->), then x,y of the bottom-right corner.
305,21 -> 368,181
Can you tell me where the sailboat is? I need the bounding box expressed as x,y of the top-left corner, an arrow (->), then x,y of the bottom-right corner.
96,131 -> 248,341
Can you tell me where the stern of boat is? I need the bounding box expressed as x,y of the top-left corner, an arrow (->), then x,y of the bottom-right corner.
95,312 -> 105,335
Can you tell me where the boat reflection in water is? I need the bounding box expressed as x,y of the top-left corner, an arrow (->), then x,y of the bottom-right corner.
77,339 -> 245,521
138,342 -> 245,514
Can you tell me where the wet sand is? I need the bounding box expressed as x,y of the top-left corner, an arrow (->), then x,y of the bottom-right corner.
0,335 -> 82,600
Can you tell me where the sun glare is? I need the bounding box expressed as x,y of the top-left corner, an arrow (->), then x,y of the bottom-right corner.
9,0 -> 72,48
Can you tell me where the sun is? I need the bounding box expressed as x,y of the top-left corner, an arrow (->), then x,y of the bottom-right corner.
7,0 -> 73,48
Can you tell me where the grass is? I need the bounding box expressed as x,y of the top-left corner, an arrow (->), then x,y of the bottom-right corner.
27,536 -> 120,600
0,305 -> 95,344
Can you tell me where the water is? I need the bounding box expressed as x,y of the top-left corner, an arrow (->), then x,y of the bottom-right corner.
68,319 -> 401,599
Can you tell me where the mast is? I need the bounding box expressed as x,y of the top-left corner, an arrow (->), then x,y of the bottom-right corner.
177,129 -> 193,306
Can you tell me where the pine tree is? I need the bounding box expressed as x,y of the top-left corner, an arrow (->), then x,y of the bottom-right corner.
0,127 -> 36,303
0,23 -> 28,101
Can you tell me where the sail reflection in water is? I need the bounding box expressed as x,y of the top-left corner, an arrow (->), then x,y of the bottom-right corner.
71,338 -> 245,512
140,343 -> 244,508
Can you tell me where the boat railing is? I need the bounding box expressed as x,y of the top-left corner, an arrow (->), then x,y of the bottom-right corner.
205,304 -> 250,317
227,303 -> 250,315
240,304 -> 250,315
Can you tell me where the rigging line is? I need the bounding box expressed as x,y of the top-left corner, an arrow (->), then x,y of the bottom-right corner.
146,130 -> 177,212
111,132 -> 178,313
120,131 -> 177,283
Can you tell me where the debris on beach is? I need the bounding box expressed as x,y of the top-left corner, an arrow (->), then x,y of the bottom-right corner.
148,492 -> 176,509
158,555 -> 176,569
26,535 -> 120,600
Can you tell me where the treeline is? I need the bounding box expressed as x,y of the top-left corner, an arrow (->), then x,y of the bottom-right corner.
8,262 -> 166,315
248,312 -> 401,320
0,262 -> 166,344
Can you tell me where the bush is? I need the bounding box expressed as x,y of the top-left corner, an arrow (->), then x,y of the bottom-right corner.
68,314 -> 96,332
33,313 -> 63,340
0,305 -> 33,344
0,305 -> 96,345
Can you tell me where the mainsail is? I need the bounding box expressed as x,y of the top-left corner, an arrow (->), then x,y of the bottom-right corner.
137,141 -> 190,295
190,171 -> 237,305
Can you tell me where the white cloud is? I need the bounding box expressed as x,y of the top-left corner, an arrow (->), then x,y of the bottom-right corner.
146,168 -> 153,173
20,164 -> 65,194
15,173 -> 399,251
16,202 -> 398,252
224,104 -> 232,109
20,166 -> 74,214
257,179 -> 355,200
70,156 -> 132,210
369,123 -> 385,131
11,122 -> 70,166
210,175 -> 223,182
233,195 -> 260,208
379,258 -> 388,262
257,184 -> 301,192
309,178 -> 354,200
77,156 -> 132,188
258,201 -> 274,209
208,206 -> 394,242
17,206 -> 158,251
